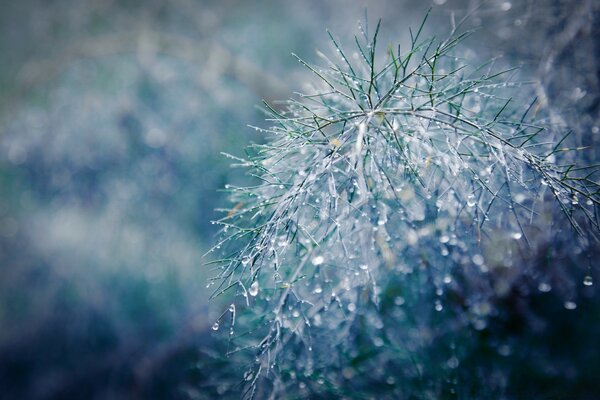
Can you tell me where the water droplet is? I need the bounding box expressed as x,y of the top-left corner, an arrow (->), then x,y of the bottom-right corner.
212,322 -> 220,331
514,193 -> 526,203
359,264 -> 369,270
473,319 -> 487,330
229,304 -> 236,312
347,303 -> 356,312
538,282 -> 552,292
439,235 -> 450,244
564,301 -> 577,310
443,275 -> 452,284
394,296 -> 405,306
447,356 -> 459,369
467,194 -> 476,207
313,314 -> 322,326
583,275 -> 593,286
571,195 -> 579,205
435,300 -> 443,311
312,255 -> 324,266
472,254 -> 484,266
511,231 -> 523,240
249,281 -> 259,297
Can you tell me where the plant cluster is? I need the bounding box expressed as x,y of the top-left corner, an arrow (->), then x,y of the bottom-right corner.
209,14 -> 599,398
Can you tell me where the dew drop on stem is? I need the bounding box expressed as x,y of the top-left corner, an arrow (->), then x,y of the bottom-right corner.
249,281 -> 259,297
311,255 -> 324,266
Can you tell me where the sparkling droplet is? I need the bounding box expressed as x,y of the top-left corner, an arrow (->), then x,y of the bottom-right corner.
511,231 -> 523,240
312,256 -> 324,266
467,194 -> 476,207
359,264 -> 369,270
571,195 -> 579,205
212,322 -> 220,331
583,275 -> 593,286
249,281 -> 259,297
564,301 -> 577,310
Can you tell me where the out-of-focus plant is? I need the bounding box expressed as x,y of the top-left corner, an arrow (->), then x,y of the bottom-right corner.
209,14 -> 600,399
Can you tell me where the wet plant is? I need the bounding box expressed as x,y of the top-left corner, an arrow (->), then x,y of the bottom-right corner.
207,13 -> 600,399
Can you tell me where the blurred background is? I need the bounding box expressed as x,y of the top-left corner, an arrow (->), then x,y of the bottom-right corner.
0,0 -> 598,398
